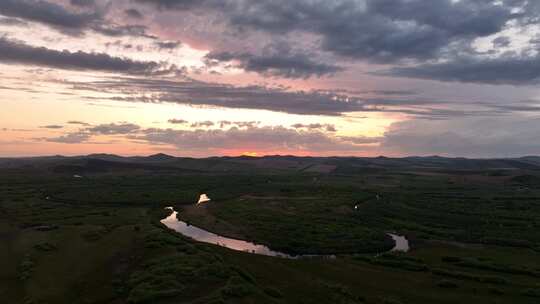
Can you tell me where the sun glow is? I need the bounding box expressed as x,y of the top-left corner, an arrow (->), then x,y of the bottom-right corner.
242,152 -> 259,157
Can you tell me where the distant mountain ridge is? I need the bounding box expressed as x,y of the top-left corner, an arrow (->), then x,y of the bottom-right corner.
1,154 -> 540,174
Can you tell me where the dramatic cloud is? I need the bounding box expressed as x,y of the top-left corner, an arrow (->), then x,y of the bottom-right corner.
40,123 -> 140,144
125,8 -> 144,19
492,36 -> 511,48
44,132 -> 91,144
91,24 -> 154,38
39,123 -> 379,155
133,0 -> 540,86
206,48 -> 343,79
0,0 -> 101,32
0,16 -> 27,26
70,77 -> 366,115
136,125 -> 374,153
87,123 -> 141,135
291,123 -> 336,132
362,90 -> 419,96
384,54 -> 540,86
3,0 -> 540,158
70,0 -> 95,7
134,0 -> 210,10
0,1 -> 152,38
66,76 -> 516,118
138,0 -> 521,62
0,37 -> 166,75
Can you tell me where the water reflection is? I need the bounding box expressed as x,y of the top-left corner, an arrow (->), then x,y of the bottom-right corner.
161,207 -> 409,258
161,207 -> 294,258
197,194 -> 211,205
388,234 -> 409,252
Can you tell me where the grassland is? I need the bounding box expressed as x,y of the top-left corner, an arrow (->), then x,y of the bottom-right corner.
1,155 -> 540,303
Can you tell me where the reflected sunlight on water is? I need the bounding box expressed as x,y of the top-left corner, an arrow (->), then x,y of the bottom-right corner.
160,207 -> 410,258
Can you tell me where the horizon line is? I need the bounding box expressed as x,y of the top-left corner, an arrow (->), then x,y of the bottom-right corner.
1,153 -> 539,160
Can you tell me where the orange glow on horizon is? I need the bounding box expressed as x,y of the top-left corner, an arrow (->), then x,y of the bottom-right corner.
241,152 -> 259,157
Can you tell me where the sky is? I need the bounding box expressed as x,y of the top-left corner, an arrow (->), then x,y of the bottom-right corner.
1,0 -> 540,158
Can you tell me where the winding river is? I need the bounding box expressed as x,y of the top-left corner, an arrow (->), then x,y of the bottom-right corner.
161,206 -> 409,258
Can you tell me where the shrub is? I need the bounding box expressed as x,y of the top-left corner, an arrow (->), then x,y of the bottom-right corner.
33,242 -> 57,251
263,287 -> 283,298
441,256 -> 462,263
488,287 -> 504,295
521,288 -> 540,298
432,268 -> 507,285
221,283 -> 255,298
127,282 -> 183,304
231,266 -> 256,284
325,282 -> 365,303
17,255 -> 34,281
382,296 -> 403,304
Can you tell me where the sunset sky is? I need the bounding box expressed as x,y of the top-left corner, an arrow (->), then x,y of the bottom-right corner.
2,0 -> 540,157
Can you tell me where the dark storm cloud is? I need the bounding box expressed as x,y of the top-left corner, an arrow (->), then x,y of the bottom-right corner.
125,8 -> 144,19
492,36 -> 511,48
366,0 -> 514,37
488,103 -> 540,113
206,49 -> 343,79
0,17 -> 27,26
91,24 -> 155,38
68,77 -> 367,116
228,0 -> 514,62
383,54 -> 540,86
0,36 -> 166,75
134,0 -> 214,10
363,90 -> 419,96
70,0 -> 95,7
134,0 -> 540,86
0,1 -> 152,38
0,0 -> 100,31
66,77 -> 501,118
138,0 -> 521,63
